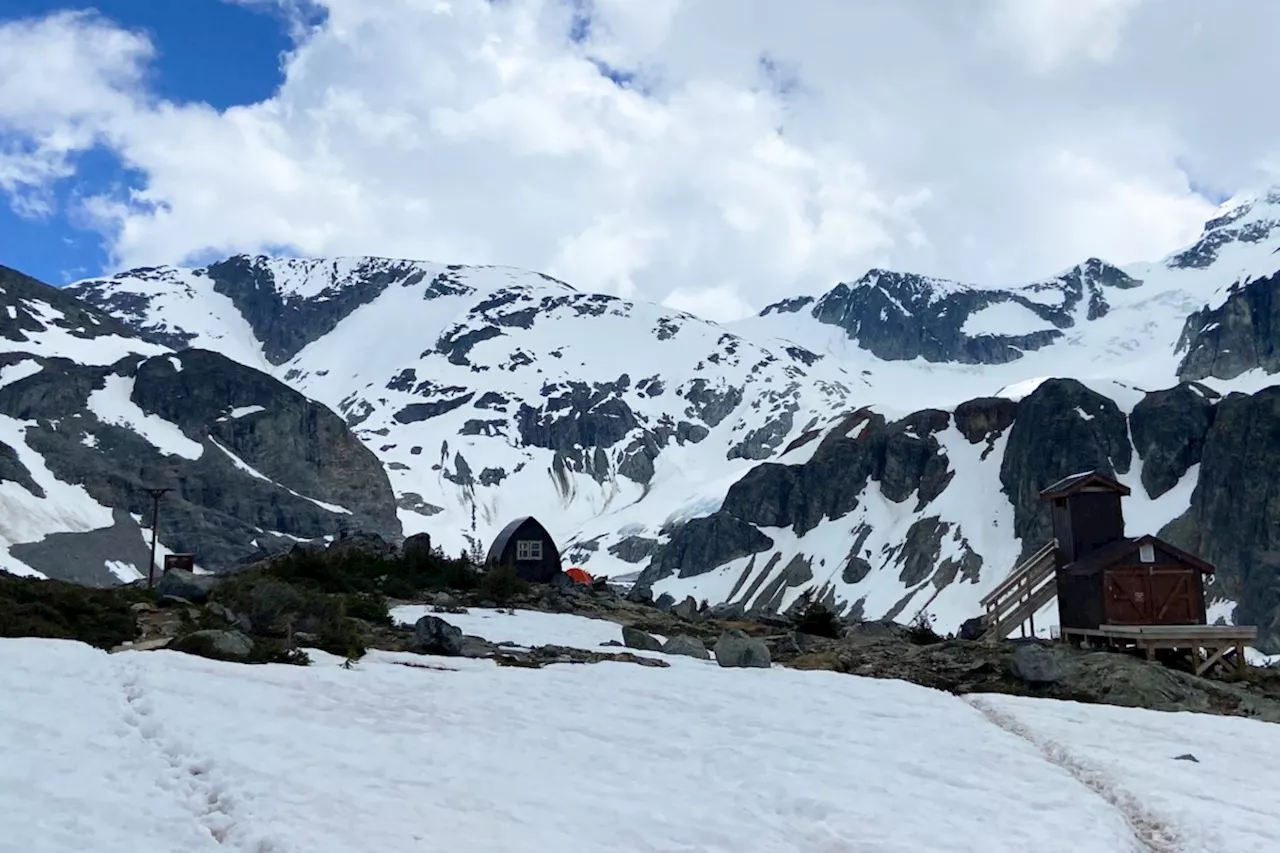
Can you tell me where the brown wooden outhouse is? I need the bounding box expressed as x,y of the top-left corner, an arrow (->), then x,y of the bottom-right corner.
1042,472 -> 1213,632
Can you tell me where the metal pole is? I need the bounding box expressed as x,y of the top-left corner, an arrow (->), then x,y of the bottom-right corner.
146,487 -> 172,588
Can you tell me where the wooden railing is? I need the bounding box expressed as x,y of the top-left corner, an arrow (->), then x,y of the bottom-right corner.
980,539 -> 1058,641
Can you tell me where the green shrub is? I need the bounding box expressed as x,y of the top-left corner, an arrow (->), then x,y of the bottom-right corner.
476,563 -> 529,605
793,599 -> 842,639
340,592 -> 392,625
0,573 -> 138,649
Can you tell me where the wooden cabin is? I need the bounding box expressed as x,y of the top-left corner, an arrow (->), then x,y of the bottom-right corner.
1042,471 -> 1212,631
980,470 -> 1255,675
485,516 -> 562,583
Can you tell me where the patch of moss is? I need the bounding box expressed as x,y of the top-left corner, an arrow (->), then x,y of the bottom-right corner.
0,571 -> 138,649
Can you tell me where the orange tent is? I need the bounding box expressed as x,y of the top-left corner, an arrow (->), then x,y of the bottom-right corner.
565,567 -> 594,585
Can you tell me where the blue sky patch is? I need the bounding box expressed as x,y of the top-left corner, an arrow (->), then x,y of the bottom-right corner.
0,0 -> 297,285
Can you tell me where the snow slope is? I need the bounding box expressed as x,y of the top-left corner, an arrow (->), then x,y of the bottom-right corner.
4,630 -> 1279,852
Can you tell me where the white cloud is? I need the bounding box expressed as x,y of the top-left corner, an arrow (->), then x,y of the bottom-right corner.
987,0 -> 1146,72
1,0 -> 1279,320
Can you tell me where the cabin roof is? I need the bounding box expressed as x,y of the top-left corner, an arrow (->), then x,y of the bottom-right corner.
1039,470 -> 1131,500
1059,533 -> 1214,576
485,515 -> 538,564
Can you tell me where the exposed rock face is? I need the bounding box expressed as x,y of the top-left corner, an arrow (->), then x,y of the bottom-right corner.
638,514 -> 774,585
0,348 -> 400,580
794,259 -> 1141,365
1161,388 -> 1280,653
1129,383 -> 1218,498
1177,271 -> 1280,381
999,379 -> 1131,558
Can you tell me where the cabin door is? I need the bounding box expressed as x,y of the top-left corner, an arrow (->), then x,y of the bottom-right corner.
1103,567 -> 1151,624
1104,566 -> 1199,625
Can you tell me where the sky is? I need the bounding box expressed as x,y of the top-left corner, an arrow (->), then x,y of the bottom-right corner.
1,0 -> 1279,321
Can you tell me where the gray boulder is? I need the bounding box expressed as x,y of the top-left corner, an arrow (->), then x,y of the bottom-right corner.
411,615 -> 463,656
155,569 -> 218,605
671,595 -> 701,621
622,626 -> 664,652
662,634 -> 710,660
171,629 -> 254,661
457,636 -> 498,659
713,629 -> 771,668
958,616 -> 986,641
654,593 -> 676,612
1010,644 -> 1066,685
625,583 -> 654,605
709,601 -> 746,620
402,531 -> 433,559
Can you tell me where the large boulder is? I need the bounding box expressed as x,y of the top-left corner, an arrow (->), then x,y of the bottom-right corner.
170,629 -> 254,661
662,634 -> 710,660
713,629 -> 771,668
410,615 -> 463,656
621,626 -> 663,652
1010,644 -> 1065,685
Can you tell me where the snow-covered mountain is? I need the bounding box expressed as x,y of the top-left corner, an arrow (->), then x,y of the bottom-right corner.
62,188 -> 1280,650
0,265 -> 399,584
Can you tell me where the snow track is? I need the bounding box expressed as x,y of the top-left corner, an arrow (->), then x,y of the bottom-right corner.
115,658 -> 290,853
966,696 -> 1186,853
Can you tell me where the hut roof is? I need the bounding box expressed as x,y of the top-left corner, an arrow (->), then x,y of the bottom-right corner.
1059,533 -> 1215,576
485,516 -> 535,564
1039,470 -> 1131,500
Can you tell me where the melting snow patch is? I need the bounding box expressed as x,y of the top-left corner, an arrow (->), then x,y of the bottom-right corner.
167,356 -> 183,373
0,360 -> 42,389
104,560 -> 143,582
87,376 -> 203,460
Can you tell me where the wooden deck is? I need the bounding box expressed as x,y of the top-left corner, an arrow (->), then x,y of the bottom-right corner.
1060,623 -> 1258,675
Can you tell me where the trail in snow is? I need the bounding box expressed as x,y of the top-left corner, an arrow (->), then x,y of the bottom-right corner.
114,657 -> 291,853
966,696 -> 1184,853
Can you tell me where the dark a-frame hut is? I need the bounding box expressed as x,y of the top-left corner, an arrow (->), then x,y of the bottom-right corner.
485,516 -> 562,583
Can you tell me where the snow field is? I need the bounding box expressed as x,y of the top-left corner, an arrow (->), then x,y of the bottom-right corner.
6,608 -> 1280,852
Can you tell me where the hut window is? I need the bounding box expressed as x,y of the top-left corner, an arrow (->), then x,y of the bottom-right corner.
1139,543 -> 1155,563
516,540 -> 543,561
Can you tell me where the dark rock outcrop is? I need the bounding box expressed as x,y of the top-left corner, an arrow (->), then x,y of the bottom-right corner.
999,379 -> 1131,558
1177,271 -> 1280,381
1161,388 -> 1280,652
1129,383 -> 1218,498
0,347 -> 401,580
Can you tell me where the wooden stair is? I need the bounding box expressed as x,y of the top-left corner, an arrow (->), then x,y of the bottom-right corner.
979,539 -> 1058,641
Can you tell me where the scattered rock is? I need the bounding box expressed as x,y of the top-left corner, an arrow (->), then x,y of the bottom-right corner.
495,644 -> 671,669
713,629 -> 772,668
957,616 -> 986,641
410,615 -> 463,656
170,629 -> 254,661
662,634 -> 711,660
155,569 -> 218,605
708,601 -> 746,620
671,595 -> 701,621
625,583 -> 654,605
457,636 -> 498,658
1010,644 -> 1066,685
1174,753 -> 1199,762
622,626 -> 664,652
654,593 -> 676,612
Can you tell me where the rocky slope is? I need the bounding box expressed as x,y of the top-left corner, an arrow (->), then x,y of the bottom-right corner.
0,265 -> 399,583
59,188 -> 1280,652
